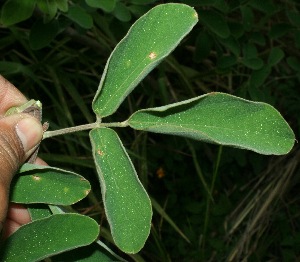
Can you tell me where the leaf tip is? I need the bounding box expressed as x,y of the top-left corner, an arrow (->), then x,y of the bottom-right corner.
193,10 -> 198,21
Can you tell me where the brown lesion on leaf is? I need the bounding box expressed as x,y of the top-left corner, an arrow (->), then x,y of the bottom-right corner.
97,149 -> 104,156
148,52 -> 157,60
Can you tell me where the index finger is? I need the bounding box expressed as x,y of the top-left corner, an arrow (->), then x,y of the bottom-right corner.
0,75 -> 28,116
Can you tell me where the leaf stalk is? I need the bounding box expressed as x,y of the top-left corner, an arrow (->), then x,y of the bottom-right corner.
43,121 -> 128,139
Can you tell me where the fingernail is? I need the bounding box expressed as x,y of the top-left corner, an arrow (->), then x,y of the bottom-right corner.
16,118 -> 43,152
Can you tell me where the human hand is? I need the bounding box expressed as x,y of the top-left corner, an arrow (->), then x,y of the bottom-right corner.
0,75 -> 44,238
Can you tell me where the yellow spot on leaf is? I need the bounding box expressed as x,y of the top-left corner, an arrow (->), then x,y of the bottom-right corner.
148,52 -> 157,60
126,59 -> 131,67
32,175 -> 41,181
64,187 -> 69,193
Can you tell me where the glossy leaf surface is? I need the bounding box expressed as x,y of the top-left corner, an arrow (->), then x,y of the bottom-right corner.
90,128 -> 152,253
11,164 -> 90,205
0,214 -> 99,261
128,93 -> 295,155
92,3 -> 198,117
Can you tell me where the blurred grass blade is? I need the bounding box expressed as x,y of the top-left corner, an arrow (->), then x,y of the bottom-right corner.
51,242 -> 122,262
59,75 -> 95,123
0,214 -> 99,261
0,61 -> 28,75
128,92 -> 295,155
151,197 -> 190,244
38,153 -> 95,168
95,240 -> 128,262
90,128 -> 152,253
186,139 -> 213,201
11,163 -> 91,205
92,3 -> 198,118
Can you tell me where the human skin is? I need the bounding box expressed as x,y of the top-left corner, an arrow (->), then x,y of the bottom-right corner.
0,75 -> 44,238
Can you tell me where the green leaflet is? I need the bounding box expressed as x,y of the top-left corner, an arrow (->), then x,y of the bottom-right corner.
36,0 -> 58,22
55,0 -> 68,12
29,19 -> 59,50
268,47 -> 285,67
0,0 -> 36,26
92,3 -> 198,118
65,5 -> 93,29
0,214 -> 99,261
128,93 -> 295,155
90,128 -> 152,253
86,0 -> 116,12
28,204 -> 52,221
11,164 -> 91,205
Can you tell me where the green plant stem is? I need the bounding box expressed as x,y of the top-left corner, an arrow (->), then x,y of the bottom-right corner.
43,121 -> 128,139
186,139 -> 213,201
201,146 -> 223,250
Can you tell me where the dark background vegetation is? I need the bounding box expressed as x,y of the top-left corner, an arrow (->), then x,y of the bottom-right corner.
1,0 -> 300,261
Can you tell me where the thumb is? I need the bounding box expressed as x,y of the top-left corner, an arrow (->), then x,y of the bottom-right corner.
0,114 -> 43,229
